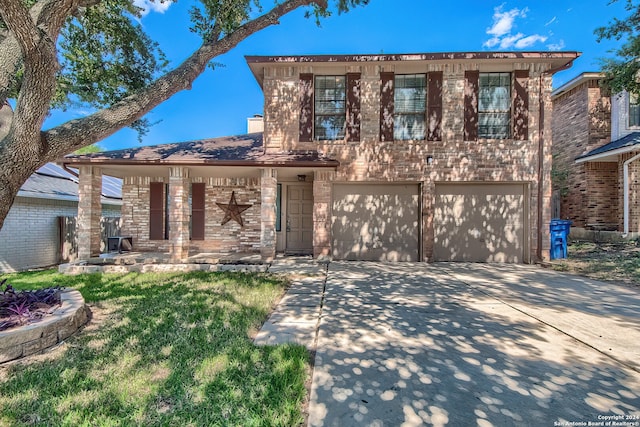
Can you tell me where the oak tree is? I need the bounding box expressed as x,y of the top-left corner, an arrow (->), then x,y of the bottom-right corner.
0,0 -> 367,230
596,0 -> 640,95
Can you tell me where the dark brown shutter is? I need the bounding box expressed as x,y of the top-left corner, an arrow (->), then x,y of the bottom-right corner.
464,70 -> 479,141
427,71 -> 443,141
513,70 -> 529,140
380,72 -> 394,141
299,73 -> 314,142
191,183 -> 205,241
346,73 -> 361,142
149,182 -> 164,240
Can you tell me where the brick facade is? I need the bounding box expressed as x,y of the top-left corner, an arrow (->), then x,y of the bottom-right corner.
261,61 -> 555,261
0,197 -> 120,273
121,175 -> 262,256
550,75 -> 640,232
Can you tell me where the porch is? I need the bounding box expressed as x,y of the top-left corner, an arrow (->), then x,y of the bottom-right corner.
58,251 -> 267,274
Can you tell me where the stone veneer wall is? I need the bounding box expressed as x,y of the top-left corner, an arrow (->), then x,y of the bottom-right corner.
264,62 -> 554,261
551,78 -> 615,229
121,176 -> 261,254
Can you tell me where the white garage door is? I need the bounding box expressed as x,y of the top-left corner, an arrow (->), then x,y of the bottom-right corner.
433,183 -> 527,262
332,184 -> 420,261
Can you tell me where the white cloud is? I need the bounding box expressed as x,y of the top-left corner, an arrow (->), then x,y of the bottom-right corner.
499,33 -> 525,49
515,34 -> 548,48
133,0 -> 171,16
547,40 -> 566,51
545,16 -> 557,26
486,6 -> 528,37
483,4 -> 550,50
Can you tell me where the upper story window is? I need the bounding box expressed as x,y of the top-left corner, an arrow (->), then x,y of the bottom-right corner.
314,76 -> 346,140
478,72 -> 511,139
394,74 -> 426,140
630,93 -> 640,127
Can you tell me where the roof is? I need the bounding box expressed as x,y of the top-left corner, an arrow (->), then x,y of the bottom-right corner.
576,132 -> 640,163
61,133 -> 339,168
551,72 -> 605,99
246,51 -> 581,88
18,163 -> 122,205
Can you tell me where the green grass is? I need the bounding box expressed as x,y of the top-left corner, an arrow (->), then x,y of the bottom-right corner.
0,270 -> 309,426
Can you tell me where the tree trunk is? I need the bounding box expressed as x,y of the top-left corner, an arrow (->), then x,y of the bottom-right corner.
0,0 -> 321,232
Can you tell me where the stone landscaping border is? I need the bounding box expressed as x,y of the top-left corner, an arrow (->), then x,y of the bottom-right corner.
0,290 -> 89,363
59,263 -> 268,274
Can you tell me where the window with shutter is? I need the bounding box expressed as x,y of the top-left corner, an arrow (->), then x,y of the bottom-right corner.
427,71 -> 443,142
513,70 -> 529,140
393,74 -> 426,140
191,183 -> 205,240
149,182 -> 164,240
464,70 -> 479,142
478,72 -> 511,139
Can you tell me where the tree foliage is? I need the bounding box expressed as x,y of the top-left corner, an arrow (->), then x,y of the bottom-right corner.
596,0 -> 640,96
0,0 -> 368,231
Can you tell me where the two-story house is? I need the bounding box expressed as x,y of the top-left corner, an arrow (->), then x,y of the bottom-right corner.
552,72 -> 640,238
61,51 -> 579,263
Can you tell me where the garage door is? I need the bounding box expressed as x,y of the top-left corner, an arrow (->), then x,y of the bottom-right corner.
332,184 -> 420,261
433,183 -> 526,262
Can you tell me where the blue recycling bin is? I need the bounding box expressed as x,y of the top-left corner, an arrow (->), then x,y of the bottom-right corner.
550,219 -> 572,260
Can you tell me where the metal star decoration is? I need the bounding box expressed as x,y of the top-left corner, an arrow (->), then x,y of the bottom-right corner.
216,191 -> 252,226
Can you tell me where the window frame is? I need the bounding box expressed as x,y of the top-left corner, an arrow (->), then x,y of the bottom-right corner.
478,72 -> 512,140
629,93 -> 640,128
314,75 -> 347,141
393,74 -> 427,141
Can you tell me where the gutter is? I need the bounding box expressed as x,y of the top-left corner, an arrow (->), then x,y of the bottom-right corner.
623,153 -> 640,234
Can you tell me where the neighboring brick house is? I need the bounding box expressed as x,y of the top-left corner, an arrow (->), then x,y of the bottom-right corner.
62,51 -> 579,263
0,163 -> 122,272
552,72 -> 640,236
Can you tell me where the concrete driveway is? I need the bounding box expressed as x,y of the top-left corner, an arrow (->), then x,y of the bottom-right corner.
308,262 -> 640,426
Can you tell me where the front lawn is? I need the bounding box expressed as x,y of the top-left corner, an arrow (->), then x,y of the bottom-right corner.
0,270 -> 308,426
550,240 -> 640,287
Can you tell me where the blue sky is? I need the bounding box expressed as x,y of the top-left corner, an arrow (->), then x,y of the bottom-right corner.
46,0 -> 630,151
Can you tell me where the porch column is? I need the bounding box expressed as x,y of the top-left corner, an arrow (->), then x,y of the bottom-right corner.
260,168 -> 277,262
77,166 -> 102,260
169,167 -> 190,262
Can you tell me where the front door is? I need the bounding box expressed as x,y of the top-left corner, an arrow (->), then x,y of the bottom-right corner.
286,184 -> 313,253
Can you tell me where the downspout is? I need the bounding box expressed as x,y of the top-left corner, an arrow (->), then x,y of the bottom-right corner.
537,74 -> 544,262
537,61 -> 576,261
62,163 -> 79,179
623,152 -> 640,234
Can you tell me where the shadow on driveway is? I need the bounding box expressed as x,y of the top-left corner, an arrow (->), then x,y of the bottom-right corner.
308,262 -> 640,426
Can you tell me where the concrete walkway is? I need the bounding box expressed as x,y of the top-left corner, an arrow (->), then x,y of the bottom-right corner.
253,257 -> 327,348
256,261 -> 640,426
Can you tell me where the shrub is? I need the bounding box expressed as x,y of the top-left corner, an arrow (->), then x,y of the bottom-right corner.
0,279 -> 62,331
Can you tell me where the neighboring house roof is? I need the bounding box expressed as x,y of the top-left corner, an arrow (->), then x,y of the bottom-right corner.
18,163 -> 122,205
61,133 -> 340,168
551,71 -> 605,99
246,51 -> 581,88
576,132 -> 640,163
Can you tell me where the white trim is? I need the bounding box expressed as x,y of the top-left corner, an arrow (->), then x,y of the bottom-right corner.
551,72 -> 604,100
575,145 -> 638,163
624,153 -> 640,234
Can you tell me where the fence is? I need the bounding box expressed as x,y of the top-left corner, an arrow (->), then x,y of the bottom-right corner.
58,216 -> 122,262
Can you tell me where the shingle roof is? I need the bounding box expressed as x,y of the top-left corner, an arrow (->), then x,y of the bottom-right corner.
576,132 -> 640,161
62,133 -> 339,167
18,163 -> 122,204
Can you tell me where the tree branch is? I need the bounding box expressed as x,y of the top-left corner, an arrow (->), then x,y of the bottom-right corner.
42,0 -> 321,160
0,0 -> 41,54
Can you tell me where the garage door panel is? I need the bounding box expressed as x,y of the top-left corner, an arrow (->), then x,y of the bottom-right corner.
434,184 -> 525,263
332,185 -> 420,261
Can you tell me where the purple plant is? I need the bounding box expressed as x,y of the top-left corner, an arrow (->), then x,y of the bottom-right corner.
0,280 -> 63,331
